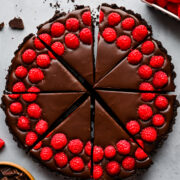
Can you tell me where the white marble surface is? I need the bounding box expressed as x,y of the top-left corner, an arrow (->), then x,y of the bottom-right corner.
0,0 -> 180,179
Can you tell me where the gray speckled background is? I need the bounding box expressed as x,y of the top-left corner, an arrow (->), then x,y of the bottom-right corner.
0,0 -> 180,179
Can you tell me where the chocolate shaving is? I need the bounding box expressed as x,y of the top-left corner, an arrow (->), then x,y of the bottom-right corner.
9,18 -> 24,30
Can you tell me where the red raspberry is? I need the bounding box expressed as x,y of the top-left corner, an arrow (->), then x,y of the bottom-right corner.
66,18 -> 79,32
141,93 -> 156,102
116,140 -> 131,155
126,120 -> 141,135
51,42 -> 65,56
40,147 -> 53,161
104,145 -> 116,159
22,49 -> 36,64
152,114 -> 165,126
167,3 -> 178,14
65,33 -> 80,49
88,161 -> 91,169
141,41 -> 155,54
136,139 -> 144,149
150,56 -> 165,68
68,139 -> 83,154
8,94 -> 20,99
13,82 -> 26,92
17,116 -> 30,130
85,141 -> 91,156
135,148 -> 148,160
0,139 -> 5,149
132,25 -> 148,42
27,103 -> 42,119
122,157 -> 135,170
15,66 -> 28,78
106,161 -> 120,176
168,0 -> 180,2
138,104 -> 153,121
146,0 -> 155,2
122,17 -> 135,30
34,34 -> 51,49
156,0 -> 167,8
153,71 -> 168,88
28,86 -> 40,93
70,157 -> 84,172
35,120 -> 48,135
82,11 -> 91,26
116,35 -> 131,50
93,165 -> 103,179
10,102 -> 23,114
141,127 -> 157,142
48,51 -> 56,59
138,65 -> 152,79
102,28 -> 117,43
25,132 -> 38,146
99,10 -> 104,23
79,28 -> 92,44
51,133 -> 67,150
93,145 -> 104,162
108,12 -> 121,26
54,152 -> 68,168
155,95 -> 168,110
127,50 -> 142,64
178,5 -> 180,18
139,82 -> 154,91
28,68 -> 44,83
46,132 -> 53,138
51,22 -> 65,37
22,93 -> 37,102
33,141 -> 42,150
36,54 -> 51,68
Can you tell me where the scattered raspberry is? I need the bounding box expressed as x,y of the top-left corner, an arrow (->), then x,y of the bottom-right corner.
138,104 -> 153,121
79,28 -> 92,44
27,103 -> 42,119
141,41 -> 155,54
108,12 -> 121,26
135,148 -> 148,160
68,139 -> 83,154
28,86 -> 40,93
36,54 -> 51,68
40,147 -> 53,161
122,157 -> 135,171
150,56 -> 165,68
51,41 -> 65,56
132,25 -> 148,42
116,140 -> 131,155
126,120 -> 141,135
51,22 -> 65,37
93,145 -> 104,162
122,17 -> 135,30
85,141 -> 91,156
104,145 -> 116,159
102,28 -> 117,43
22,49 -> 36,64
22,93 -> 37,102
54,152 -> 68,168
70,157 -> 84,172
138,65 -> 152,79
167,3 -> 178,15
39,33 -> 52,46
99,10 -> 104,23
15,66 -> 28,78
66,18 -> 79,32
8,94 -> 20,99
156,0 -> 167,8
152,114 -> 165,126
141,93 -> 156,102
141,127 -> 157,142
51,133 -> 67,150
116,35 -> 131,50
13,82 -> 26,92
0,139 -> 5,149
153,71 -> 168,88
35,120 -> 48,135
25,132 -> 38,146
106,161 -> 120,176
155,95 -> 168,110
28,68 -> 44,83
17,116 -> 30,130
127,49 -> 143,64
65,33 -> 80,49
82,11 -> 91,26
136,139 -> 144,149
139,82 -> 154,91
93,165 -> 103,179
10,102 -> 23,114
33,141 -> 42,150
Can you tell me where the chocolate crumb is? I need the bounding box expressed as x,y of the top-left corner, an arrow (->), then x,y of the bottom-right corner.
0,22 -> 4,31
9,17 -> 24,30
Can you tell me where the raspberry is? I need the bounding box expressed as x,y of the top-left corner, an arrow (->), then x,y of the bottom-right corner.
35,120 -> 48,135
51,133 -> 67,150
25,132 -> 38,146
141,127 -> 157,142
122,157 -> 135,170
167,3 -> 178,14
102,28 -> 117,43
27,103 -> 42,119
116,35 -> 131,50
68,139 -> 83,154
116,140 -> 131,155
66,18 -> 79,32
17,116 -> 30,130
141,41 -> 155,54
153,71 -> 168,88
93,145 -> 104,162
178,5 -> 180,18
139,82 -> 154,91
79,28 -> 92,44
156,0 -> 167,8
10,102 -> 23,114
22,49 -> 36,64
126,120 -> 141,135
108,12 -> 121,26
36,54 -> 51,68
132,25 -> 148,42
122,17 -> 135,30
8,94 -> 20,99
106,161 -> 120,176
34,37 -> 44,50
65,33 -> 80,49
28,86 -> 40,93
88,161 -> 91,169
138,104 -> 153,121
155,95 -> 168,110
135,148 -> 148,160
146,0 -> 155,2
39,33 -> 52,46
40,147 -> 53,161
48,51 -> 56,59
54,152 -> 68,168
33,141 -> 42,150
82,11 -> 91,26
85,141 -> 91,156
152,114 -> 165,126
150,56 -> 165,68
141,93 -> 156,102
138,65 -> 152,79
15,66 -> 28,78
51,42 -> 65,56
136,139 -> 144,149
22,93 -> 37,102
0,139 -> 5,149
13,82 -> 26,92
99,10 -> 104,23
127,50 -> 142,64
51,22 -> 65,37
104,145 -> 116,159
168,0 -> 180,2
70,157 -> 84,172
28,68 -> 44,83
93,165 -> 103,179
